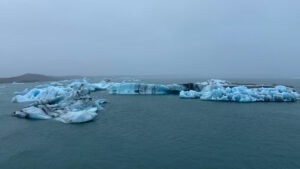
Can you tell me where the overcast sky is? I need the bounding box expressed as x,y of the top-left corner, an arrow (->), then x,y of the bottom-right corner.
0,0 -> 299,78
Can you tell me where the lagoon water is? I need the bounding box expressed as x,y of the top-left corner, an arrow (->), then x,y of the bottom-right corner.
0,78 -> 300,169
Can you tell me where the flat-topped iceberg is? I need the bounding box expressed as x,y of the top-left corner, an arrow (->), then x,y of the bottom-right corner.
109,82 -> 183,95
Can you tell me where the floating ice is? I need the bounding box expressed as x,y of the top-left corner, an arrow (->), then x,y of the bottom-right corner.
12,86 -> 73,103
12,79 -> 106,123
14,106 -> 52,120
12,78 -> 299,124
14,88 -> 29,95
179,90 -> 201,99
12,82 -> 24,85
68,79 -> 111,92
180,80 -> 299,102
109,82 -> 183,95
56,107 -> 98,123
50,82 -> 63,86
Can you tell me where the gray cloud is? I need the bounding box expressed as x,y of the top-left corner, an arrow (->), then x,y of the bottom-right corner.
0,0 -> 299,78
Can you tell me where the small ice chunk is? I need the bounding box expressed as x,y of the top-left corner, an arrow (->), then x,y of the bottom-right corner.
12,82 -> 24,85
179,90 -> 200,99
14,88 -> 29,95
56,107 -> 98,123
13,106 -> 51,120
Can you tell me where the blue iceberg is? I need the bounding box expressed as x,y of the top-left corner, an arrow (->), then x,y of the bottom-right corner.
12,79 -> 106,123
180,80 -> 299,102
109,82 -> 183,95
12,86 -> 73,103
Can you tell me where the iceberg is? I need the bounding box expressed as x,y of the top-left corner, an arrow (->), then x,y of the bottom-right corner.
109,82 -> 183,95
13,106 -> 52,120
68,79 -> 111,92
12,86 -> 73,103
11,79 -> 111,103
14,88 -> 29,95
56,107 -> 98,123
50,82 -> 63,86
12,82 -> 24,85
180,80 -> 299,102
12,79 -> 106,123
179,90 -> 201,99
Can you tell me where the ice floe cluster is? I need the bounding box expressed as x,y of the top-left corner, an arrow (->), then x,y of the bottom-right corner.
12,79 -> 109,123
11,79 -> 299,124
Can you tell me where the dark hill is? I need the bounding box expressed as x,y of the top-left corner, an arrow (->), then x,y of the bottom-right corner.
0,73 -> 81,83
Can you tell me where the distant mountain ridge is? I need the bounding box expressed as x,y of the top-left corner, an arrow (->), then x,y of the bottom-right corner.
0,73 -> 81,83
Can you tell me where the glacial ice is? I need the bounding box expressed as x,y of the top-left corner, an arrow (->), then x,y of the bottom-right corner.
11,78 -> 300,124
14,88 -> 29,95
12,79 -> 106,123
12,86 -> 73,103
11,79 -> 111,103
12,82 -> 24,85
56,107 -> 98,123
68,79 -> 111,92
14,106 -> 52,120
180,80 -> 299,102
109,82 -> 183,95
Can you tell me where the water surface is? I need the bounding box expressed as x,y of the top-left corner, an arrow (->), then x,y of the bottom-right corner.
0,78 -> 300,169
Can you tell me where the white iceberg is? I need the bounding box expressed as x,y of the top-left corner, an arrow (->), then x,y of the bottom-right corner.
12,82 -> 24,85
68,79 -> 111,92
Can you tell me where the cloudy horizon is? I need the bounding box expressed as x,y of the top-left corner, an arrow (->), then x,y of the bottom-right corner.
1,0 -> 299,78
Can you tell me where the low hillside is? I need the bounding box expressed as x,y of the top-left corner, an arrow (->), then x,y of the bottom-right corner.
0,73 -> 81,83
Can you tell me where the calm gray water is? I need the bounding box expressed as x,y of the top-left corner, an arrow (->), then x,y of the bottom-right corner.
0,78 -> 300,169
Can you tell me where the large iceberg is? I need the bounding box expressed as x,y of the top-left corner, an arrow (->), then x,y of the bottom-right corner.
12,79 -> 106,123
12,79 -> 111,103
180,80 -> 299,102
109,82 -> 183,95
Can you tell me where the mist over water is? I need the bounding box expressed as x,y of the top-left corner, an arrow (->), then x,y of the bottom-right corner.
0,0 -> 300,78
